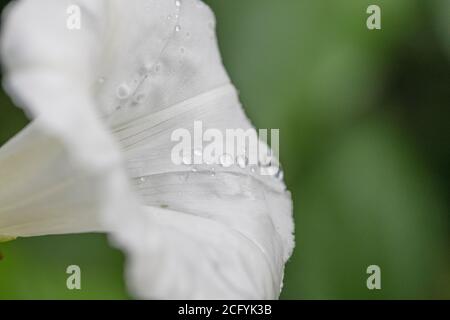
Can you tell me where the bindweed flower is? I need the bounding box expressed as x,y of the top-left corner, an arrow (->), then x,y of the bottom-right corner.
0,0 -> 294,299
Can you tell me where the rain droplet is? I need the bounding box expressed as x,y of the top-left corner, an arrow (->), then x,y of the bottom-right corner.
250,166 -> 257,174
175,25 -> 181,32
153,63 -> 161,73
219,154 -> 234,168
180,47 -> 185,54
167,14 -> 172,20
139,63 -> 152,75
236,155 -> 248,168
116,83 -> 131,99
210,168 -> 216,177
259,155 -> 273,168
191,167 -> 198,173
133,93 -> 146,104
97,77 -> 105,84
194,148 -> 203,157
175,0 -> 181,7
182,155 -> 192,165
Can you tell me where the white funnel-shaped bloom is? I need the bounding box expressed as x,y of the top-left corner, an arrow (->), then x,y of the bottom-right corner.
0,0 -> 294,299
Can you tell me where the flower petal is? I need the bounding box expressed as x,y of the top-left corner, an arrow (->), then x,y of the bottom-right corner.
0,0 -> 141,237
0,0 -> 294,299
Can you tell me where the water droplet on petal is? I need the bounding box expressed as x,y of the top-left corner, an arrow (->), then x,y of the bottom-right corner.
139,63 -> 152,75
219,154 -> 234,168
154,64 -> 161,73
194,148 -> 202,157
259,154 -> 273,167
133,93 -> 146,104
116,83 -> 131,99
237,155 -> 248,168
182,155 -> 192,165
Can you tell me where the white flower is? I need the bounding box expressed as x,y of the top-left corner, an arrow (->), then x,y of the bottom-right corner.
0,0 -> 294,299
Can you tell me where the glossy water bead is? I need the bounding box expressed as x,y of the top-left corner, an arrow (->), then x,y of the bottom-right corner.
236,155 -> 249,168
133,93 -> 146,104
219,154 -> 234,168
116,83 -> 131,99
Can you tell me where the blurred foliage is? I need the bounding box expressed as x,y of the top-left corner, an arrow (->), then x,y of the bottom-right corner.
0,0 -> 449,299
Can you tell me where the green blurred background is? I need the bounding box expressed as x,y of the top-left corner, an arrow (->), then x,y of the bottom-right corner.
0,0 -> 449,299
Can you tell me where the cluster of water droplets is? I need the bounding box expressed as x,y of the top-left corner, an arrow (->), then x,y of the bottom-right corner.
96,0 -> 186,112
97,59 -> 163,112
178,148 -> 284,181
174,0 -> 182,33
96,0 -> 219,114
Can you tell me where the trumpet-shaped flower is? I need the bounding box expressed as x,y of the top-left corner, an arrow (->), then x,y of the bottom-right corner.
0,0 -> 294,299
